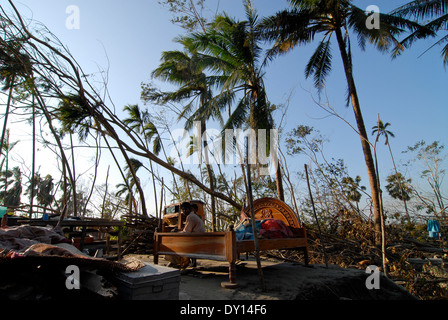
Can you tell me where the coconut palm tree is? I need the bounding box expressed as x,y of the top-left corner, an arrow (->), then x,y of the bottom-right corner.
0,166 -> 22,207
372,120 -> 395,146
0,39 -> 32,155
151,39 -> 224,230
184,4 -> 273,132
372,119 -> 410,221
123,104 -> 161,217
31,174 -> 55,215
386,172 -> 413,221
115,158 -> 144,216
181,0 -> 284,200
342,175 -> 366,213
259,0 -> 425,244
391,0 -> 448,66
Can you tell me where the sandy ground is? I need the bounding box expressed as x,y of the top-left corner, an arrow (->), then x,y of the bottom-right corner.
125,254 -> 416,300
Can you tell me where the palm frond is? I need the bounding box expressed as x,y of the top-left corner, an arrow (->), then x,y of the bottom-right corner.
152,135 -> 162,156
305,35 -> 332,90
391,0 -> 448,20
223,94 -> 250,130
349,6 -> 427,55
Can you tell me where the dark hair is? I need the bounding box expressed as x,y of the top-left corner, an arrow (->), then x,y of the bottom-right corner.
180,202 -> 191,210
191,203 -> 198,211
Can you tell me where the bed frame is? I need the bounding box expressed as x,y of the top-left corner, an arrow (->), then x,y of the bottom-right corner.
153,197 -> 309,288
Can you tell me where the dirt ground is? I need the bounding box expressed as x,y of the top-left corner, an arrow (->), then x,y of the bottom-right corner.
126,254 -> 416,300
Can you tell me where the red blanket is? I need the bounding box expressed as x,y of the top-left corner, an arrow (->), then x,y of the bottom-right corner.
259,219 -> 294,239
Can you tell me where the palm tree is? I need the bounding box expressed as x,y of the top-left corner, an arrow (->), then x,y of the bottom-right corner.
181,0 -> 284,201
115,158 -> 144,216
185,4 -> 273,132
342,175 -> 366,213
372,120 -> 395,147
0,166 -> 22,207
40,175 -> 55,214
391,0 -> 448,66
372,119 -> 410,221
123,104 -> 162,217
386,172 -> 413,221
0,39 -> 32,155
259,0 -> 424,245
151,39 -> 222,230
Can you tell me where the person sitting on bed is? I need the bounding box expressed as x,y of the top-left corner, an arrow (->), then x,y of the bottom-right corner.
177,201 -> 205,268
181,201 -> 205,233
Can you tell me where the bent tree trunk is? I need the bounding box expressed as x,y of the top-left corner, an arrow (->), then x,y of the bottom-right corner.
335,28 -> 382,245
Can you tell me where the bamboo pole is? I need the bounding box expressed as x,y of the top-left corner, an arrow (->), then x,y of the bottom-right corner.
245,137 -> 266,291
304,164 -> 328,268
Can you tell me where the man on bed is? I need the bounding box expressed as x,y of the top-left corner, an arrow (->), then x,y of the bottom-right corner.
166,202 -> 205,268
180,201 -> 205,233
167,201 -> 205,268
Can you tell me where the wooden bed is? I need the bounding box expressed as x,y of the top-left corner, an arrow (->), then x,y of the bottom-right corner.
153,197 -> 309,288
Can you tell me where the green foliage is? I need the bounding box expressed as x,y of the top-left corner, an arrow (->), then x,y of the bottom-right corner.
26,173 -> 55,210
56,93 -> 94,140
392,0 -> 448,66
259,0 -> 425,92
341,176 -> 365,203
386,172 -> 413,202
0,166 -> 22,206
372,119 -> 395,145
0,38 -> 33,90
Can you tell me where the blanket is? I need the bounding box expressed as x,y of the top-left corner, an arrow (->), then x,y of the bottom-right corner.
235,218 -> 293,241
0,225 -> 71,253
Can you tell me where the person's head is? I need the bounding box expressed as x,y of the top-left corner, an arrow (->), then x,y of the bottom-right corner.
180,202 -> 192,215
191,203 -> 198,213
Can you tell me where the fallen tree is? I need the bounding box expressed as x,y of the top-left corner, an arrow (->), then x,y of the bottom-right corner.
0,0 -> 243,217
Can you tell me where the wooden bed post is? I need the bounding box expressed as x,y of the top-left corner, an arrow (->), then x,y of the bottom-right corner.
221,226 -> 239,289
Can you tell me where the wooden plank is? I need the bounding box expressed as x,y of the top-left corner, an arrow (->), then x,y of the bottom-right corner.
18,219 -> 124,227
157,233 -> 228,260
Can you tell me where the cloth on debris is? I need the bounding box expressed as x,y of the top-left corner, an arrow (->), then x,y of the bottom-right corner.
164,254 -> 191,269
235,218 -> 293,241
427,220 -> 441,238
0,225 -> 144,272
0,225 -> 71,252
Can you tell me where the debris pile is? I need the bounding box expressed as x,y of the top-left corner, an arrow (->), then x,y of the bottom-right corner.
266,223 -> 448,300
0,224 -> 144,300
122,214 -> 160,255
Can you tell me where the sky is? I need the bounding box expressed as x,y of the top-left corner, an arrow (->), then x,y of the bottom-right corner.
2,0 -> 447,217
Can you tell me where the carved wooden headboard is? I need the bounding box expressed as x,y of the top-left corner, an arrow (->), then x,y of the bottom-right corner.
240,198 -> 302,232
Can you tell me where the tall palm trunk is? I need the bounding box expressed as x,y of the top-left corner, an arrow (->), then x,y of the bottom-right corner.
69,133 -> 77,216
30,96 -> 36,218
200,118 -> 217,231
335,28 -> 382,245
